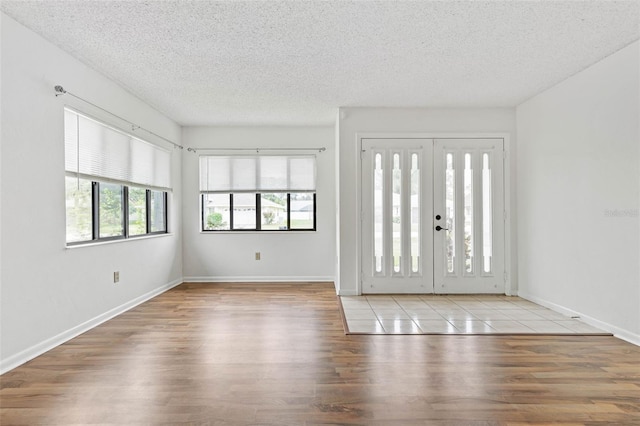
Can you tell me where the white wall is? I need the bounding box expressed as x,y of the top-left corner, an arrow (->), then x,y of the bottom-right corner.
337,107 -> 517,295
0,14 -> 183,372
182,126 -> 336,282
517,41 -> 640,343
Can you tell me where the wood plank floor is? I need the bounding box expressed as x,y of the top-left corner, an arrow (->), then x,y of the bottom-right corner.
1,282 -> 639,425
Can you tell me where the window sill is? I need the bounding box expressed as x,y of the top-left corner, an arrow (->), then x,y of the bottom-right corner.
66,232 -> 174,249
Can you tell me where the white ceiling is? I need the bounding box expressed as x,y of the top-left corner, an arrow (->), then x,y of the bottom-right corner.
2,1 -> 639,126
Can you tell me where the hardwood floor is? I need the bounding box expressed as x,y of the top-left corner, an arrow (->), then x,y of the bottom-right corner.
1,283 -> 639,425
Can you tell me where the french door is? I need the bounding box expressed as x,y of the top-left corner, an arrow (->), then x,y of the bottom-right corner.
361,138 -> 505,294
361,139 -> 433,293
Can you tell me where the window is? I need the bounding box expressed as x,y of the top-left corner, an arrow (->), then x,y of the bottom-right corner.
128,187 -> 147,236
99,182 -> 124,238
150,190 -> 168,233
65,176 -> 92,243
64,109 -> 170,245
199,155 -> 316,231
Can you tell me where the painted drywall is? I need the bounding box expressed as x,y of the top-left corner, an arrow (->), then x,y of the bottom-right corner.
517,41 -> 640,342
337,107 -> 517,295
181,126 -> 336,282
0,13 -> 183,371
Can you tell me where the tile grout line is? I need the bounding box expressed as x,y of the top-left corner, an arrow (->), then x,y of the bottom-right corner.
342,295 -> 612,336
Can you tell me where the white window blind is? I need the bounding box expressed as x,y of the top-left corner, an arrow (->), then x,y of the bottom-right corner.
64,108 -> 171,190
199,155 -> 316,193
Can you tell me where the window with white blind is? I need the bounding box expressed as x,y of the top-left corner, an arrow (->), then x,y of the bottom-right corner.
199,155 -> 316,231
64,108 -> 170,244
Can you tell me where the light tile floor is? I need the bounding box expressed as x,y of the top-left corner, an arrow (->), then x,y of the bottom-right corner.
340,295 -> 609,335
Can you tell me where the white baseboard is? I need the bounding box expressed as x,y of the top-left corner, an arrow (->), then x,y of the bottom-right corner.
518,291 -> 640,347
0,278 -> 183,375
338,289 -> 359,296
183,276 -> 335,283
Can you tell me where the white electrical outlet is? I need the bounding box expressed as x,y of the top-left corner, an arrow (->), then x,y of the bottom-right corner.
255,252 -> 261,260
114,271 -> 120,283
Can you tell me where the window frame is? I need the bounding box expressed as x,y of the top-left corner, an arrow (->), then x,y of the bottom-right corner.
149,190 -> 169,234
127,185 -> 149,238
64,107 -> 172,246
201,192 -> 316,232
96,181 -> 125,241
66,177 -> 168,246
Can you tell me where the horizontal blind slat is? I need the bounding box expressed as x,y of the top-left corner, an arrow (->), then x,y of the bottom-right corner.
199,155 -> 316,193
64,108 -> 172,190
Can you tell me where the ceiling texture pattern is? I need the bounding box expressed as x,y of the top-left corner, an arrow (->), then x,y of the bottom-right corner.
2,0 -> 639,126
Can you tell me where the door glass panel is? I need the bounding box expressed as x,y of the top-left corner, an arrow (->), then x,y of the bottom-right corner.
392,153 -> 402,273
464,153 -> 474,274
445,153 -> 455,274
374,153 -> 383,273
410,153 -> 420,273
482,154 -> 492,273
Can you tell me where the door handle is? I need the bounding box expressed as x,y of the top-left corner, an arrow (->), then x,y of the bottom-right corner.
435,225 -> 449,231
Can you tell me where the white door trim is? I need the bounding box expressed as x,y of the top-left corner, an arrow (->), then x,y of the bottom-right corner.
356,132 -> 514,296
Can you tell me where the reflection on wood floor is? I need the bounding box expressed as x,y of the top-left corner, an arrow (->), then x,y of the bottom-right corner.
1,282 -> 638,425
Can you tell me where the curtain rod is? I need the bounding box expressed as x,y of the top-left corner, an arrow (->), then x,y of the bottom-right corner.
187,147 -> 326,153
54,85 -> 184,150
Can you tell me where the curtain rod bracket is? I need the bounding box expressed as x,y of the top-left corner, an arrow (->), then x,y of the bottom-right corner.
54,85 -> 67,97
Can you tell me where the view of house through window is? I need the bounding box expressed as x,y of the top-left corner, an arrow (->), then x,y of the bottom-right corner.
199,154 -> 317,232
260,193 -> 287,230
202,192 -> 316,231
290,193 -> 315,229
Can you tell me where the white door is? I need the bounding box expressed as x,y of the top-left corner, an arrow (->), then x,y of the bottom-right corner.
361,139 -> 433,293
433,139 -> 505,293
361,138 -> 505,294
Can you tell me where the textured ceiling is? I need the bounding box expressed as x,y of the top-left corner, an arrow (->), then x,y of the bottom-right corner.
2,1 -> 639,126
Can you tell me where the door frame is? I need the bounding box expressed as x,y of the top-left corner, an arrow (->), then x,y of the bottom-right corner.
356,132 -> 514,296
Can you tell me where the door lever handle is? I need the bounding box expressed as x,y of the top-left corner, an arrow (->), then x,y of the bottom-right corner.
435,225 -> 449,231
